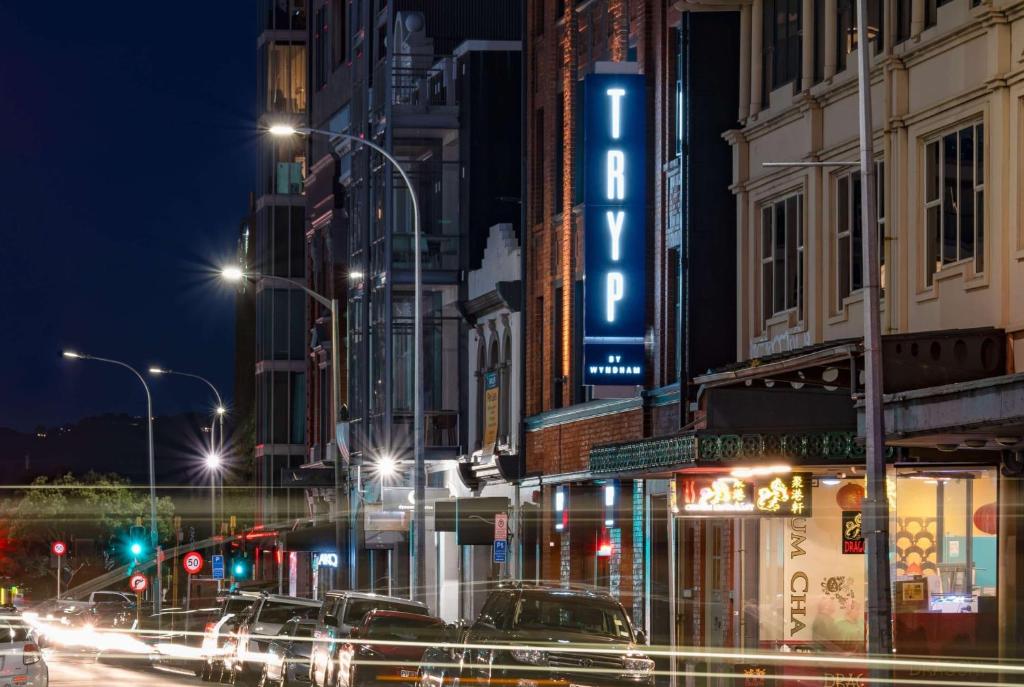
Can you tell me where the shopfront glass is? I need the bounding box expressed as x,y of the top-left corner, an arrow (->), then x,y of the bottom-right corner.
675,464 -> 999,686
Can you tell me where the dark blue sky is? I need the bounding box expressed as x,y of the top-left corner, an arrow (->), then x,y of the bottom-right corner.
0,4 -> 258,431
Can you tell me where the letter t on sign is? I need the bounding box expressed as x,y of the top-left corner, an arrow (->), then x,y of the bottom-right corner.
606,88 -> 626,139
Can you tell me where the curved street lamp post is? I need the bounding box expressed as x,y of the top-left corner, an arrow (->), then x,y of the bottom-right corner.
265,123 -> 425,602
62,351 -> 162,617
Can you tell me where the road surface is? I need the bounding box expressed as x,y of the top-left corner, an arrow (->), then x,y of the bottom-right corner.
47,651 -> 201,687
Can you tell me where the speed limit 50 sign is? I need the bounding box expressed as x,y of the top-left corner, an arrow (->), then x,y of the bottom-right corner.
182,551 -> 205,575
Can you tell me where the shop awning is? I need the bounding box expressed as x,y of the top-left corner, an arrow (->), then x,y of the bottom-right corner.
859,372 -> 1024,452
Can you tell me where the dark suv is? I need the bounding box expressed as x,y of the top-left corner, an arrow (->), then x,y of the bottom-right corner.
423,585 -> 654,687
309,592 -> 428,687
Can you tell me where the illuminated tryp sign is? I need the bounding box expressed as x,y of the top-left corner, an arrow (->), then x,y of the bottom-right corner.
678,473 -> 813,517
583,71 -> 646,385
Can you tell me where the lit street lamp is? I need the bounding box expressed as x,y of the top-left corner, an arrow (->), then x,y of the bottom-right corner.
149,367 -> 226,540
61,350 -> 162,617
264,121 -> 425,602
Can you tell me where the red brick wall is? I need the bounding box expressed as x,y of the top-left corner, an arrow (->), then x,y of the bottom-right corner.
525,409 -> 644,475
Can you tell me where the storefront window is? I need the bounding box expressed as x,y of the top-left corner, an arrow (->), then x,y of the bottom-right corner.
891,467 -> 998,659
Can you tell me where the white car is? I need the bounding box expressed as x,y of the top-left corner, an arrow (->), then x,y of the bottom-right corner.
0,618 -> 47,687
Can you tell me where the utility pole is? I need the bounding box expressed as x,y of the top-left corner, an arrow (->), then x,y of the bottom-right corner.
855,0 -> 893,673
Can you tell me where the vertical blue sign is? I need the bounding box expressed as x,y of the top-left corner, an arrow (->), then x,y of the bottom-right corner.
212,554 -> 225,580
493,539 -> 508,563
583,71 -> 646,385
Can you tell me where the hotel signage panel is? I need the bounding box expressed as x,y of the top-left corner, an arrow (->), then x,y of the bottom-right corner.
583,71 -> 646,385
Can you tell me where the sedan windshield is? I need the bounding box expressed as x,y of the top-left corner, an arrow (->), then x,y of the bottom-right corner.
514,596 -> 633,640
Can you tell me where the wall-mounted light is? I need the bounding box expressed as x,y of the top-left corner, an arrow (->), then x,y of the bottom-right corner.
603,483 -> 616,527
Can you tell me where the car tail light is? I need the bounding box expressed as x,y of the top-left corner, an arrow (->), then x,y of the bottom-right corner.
23,643 -> 40,664
205,622 -> 216,633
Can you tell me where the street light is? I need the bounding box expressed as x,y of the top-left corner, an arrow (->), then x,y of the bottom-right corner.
61,350 -> 162,617
205,452 -> 222,470
149,366 -> 226,541
267,123 -> 426,602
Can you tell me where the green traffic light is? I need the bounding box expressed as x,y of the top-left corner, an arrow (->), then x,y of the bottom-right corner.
130,542 -> 143,556
234,563 -> 245,575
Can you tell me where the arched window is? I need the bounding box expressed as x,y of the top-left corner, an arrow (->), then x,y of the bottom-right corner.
499,327 -> 512,443
475,333 -> 486,451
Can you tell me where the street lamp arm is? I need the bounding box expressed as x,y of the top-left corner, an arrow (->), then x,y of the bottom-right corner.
160,370 -> 224,410
80,354 -> 153,399
249,272 -> 333,310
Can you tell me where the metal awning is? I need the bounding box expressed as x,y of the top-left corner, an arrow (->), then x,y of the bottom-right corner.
858,373 -> 1024,451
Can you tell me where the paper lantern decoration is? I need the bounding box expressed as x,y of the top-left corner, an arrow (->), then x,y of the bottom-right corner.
973,502 -> 997,535
836,482 -> 865,511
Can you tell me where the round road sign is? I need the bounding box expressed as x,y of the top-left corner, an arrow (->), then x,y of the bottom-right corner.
51,541 -> 67,557
128,573 -> 148,593
183,551 -> 205,575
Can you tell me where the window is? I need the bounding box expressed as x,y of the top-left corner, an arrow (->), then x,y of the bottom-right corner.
268,43 -> 307,112
513,595 -> 633,640
532,108 -> 545,224
331,0 -> 348,68
836,0 -> 883,72
925,122 -> 984,284
760,194 -> 804,324
835,161 -> 885,307
476,334 -> 486,450
499,328 -> 512,443
762,0 -> 801,99
895,0 -> 913,44
314,6 -> 328,90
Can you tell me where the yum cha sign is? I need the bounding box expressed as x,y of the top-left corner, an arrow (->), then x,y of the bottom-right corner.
583,70 -> 647,385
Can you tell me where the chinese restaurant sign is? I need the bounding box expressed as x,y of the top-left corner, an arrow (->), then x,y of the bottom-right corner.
841,510 -> 865,554
583,70 -> 647,385
677,473 -> 812,517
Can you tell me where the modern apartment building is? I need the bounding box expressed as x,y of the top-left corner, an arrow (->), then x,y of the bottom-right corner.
249,0 -> 309,527
281,0 -> 522,601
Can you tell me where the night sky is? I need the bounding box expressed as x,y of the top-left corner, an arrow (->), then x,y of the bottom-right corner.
0,4 -> 258,431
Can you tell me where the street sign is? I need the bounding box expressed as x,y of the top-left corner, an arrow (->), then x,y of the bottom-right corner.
183,551 -> 205,575
129,573 -> 148,593
157,546 -> 165,564
51,541 -> 67,557
494,513 -> 508,542
493,539 -> 507,563
212,554 -> 225,580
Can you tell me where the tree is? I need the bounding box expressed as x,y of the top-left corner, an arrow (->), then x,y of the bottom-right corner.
0,472 -> 175,592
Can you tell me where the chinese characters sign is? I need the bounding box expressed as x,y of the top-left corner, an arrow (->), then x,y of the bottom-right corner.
583,70 -> 647,385
678,473 -> 813,517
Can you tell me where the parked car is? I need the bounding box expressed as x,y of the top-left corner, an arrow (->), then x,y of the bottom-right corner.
335,611 -> 445,687
226,594 -> 321,685
0,616 -> 47,687
151,605 -> 223,675
201,592 -> 262,681
309,592 -> 428,687
420,584 -> 654,687
259,617 -> 317,687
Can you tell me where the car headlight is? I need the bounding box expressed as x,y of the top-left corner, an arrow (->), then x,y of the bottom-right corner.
623,657 -> 655,675
510,649 -> 547,666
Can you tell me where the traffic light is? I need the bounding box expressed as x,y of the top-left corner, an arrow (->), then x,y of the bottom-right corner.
128,526 -> 148,559
230,552 -> 251,580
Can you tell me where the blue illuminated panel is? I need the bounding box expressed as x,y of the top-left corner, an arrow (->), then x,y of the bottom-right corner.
583,72 -> 646,386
